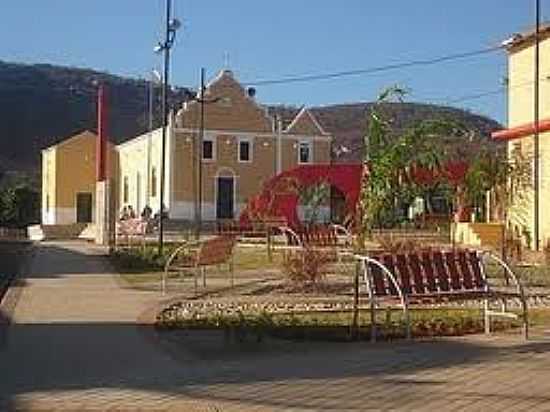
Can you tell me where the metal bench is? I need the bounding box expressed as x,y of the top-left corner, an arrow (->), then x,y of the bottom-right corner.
355,250 -> 528,341
279,224 -> 352,248
116,218 -> 147,247
278,225 -> 352,261
162,235 -> 236,294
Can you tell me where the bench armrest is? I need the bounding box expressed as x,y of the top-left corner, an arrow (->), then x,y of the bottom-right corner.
278,226 -> 302,247
480,252 -> 526,299
164,241 -> 201,270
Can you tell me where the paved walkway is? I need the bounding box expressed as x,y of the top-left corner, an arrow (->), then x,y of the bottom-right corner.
2,241 -> 550,411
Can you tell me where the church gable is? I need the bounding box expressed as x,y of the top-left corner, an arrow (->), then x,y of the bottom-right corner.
176,70 -> 273,133
285,108 -> 327,136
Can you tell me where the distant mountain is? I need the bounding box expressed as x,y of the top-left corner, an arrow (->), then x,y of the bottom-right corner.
270,102 -> 503,163
0,61 -> 191,172
0,61 -> 502,176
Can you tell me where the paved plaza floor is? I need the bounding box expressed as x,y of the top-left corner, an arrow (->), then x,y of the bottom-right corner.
1,241 -> 550,411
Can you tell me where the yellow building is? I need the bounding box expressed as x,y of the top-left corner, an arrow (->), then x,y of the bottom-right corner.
42,69 -> 332,226
495,25 -> 550,249
42,130 -> 101,224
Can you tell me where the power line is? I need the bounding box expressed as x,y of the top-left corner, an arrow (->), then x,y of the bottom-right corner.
417,77 -> 545,106
245,46 -> 502,86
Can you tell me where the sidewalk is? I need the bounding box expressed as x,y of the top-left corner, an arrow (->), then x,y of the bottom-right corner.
1,241 -> 550,411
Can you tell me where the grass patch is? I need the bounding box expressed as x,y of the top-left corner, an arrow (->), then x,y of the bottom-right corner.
110,244 -> 283,287
483,260 -> 550,288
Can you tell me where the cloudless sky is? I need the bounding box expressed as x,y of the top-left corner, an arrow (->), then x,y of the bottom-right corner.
2,1 -> 548,124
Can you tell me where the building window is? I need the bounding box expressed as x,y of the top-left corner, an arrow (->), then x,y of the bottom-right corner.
123,176 -> 129,203
151,167 -> 157,197
46,194 -> 49,212
298,141 -> 312,164
219,97 -> 232,107
202,138 -> 215,160
238,138 -> 252,162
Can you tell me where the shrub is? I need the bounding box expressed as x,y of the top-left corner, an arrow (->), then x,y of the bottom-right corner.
110,245 -> 177,273
281,247 -> 331,284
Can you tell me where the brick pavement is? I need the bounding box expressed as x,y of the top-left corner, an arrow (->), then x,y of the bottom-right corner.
1,241 -> 550,411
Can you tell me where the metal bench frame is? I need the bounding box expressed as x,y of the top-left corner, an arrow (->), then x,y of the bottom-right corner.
116,218 -> 147,248
355,250 -> 528,341
278,224 -> 352,248
162,235 -> 236,294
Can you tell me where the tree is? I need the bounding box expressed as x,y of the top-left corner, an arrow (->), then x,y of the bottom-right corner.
357,87 -> 461,244
0,182 -> 39,228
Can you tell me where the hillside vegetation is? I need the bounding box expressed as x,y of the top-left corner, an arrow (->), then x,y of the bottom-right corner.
0,60 -> 190,172
0,61 -> 502,175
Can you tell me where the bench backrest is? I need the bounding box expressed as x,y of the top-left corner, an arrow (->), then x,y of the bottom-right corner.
280,225 -> 338,247
117,218 -> 147,236
367,250 -> 487,297
197,236 -> 235,266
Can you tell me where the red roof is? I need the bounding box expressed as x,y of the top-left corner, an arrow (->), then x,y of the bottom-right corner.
492,118 -> 550,141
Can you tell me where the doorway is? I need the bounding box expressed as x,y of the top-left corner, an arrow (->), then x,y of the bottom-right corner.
330,186 -> 346,224
216,177 -> 234,219
76,192 -> 93,223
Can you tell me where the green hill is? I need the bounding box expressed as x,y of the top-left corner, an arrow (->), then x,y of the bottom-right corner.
0,61 -> 503,176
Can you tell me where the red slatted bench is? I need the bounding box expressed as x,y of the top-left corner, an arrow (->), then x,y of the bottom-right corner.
162,235 -> 236,294
116,218 -> 147,247
355,250 -> 528,341
279,225 -> 352,248
278,225 -> 353,264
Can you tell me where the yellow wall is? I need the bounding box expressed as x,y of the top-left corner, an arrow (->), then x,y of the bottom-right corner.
170,133 -> 331,204
117,128 -> 168,216
177,70 -> 273,133
41,130 -> 118,224
54,131 -> 97,209
507,36 -> 550,248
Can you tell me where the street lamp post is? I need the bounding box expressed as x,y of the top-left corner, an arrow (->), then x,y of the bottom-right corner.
156,0 -> 181,255
146,69 -> 162,207
193,68 -> 220,239
534,0 -> 541,250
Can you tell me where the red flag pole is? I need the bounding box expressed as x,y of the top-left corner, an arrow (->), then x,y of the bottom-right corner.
96,84 -> 107,182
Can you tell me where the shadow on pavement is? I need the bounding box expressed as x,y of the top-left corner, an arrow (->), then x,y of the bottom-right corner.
2,241 -> 114,279
1,320 -> 550,410
2,240 -> 550,410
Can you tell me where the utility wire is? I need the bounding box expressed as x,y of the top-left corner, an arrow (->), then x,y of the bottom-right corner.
245,46 -> 502,86
415,77 -> 545,106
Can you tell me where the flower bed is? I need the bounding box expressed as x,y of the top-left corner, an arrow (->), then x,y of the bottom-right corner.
157,301 -> 521,342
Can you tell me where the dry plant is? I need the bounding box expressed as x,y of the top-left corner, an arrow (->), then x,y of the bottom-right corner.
281,247 -> 331,285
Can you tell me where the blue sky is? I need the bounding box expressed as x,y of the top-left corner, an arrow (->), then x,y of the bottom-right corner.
1,1 -> 547,123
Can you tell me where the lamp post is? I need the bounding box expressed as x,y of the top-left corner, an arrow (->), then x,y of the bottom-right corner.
146,69 -> 162,207
155,0 -> 181,255
534,0 -> 541,250
193,68 -> 220,239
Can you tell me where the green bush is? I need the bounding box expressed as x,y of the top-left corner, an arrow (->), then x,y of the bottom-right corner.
110,245 -> 179,273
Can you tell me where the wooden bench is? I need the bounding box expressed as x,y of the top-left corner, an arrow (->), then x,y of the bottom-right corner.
277,225 -> 353,270
278,224 -> 352,256
162,235 -> 236,294
218,217 -> 287,261
354,250 -> 528,341
116,218 -> 148,247
279,224 -> 352,248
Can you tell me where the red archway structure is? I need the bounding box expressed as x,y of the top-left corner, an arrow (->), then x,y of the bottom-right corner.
240,162 -> 469,229
240,164 -> 362,228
